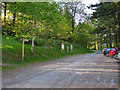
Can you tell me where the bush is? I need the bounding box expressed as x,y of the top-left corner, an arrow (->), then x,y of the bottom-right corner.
116,43 -> 120,47
15,36 -> 88,50
15,37 -> 48,46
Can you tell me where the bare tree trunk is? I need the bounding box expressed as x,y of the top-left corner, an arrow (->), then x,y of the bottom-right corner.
106,33 -> 109,48
72,16 -> 74,33
31,14 -> 36,52
13,2 -> 16,25
118,10 -> 120,43
94,43 -> 96,50
31,32 -> 35,52
107,43 -> 109,48
13,12 -> 16,25
100,35 -> 102,50
109,30 -> 112,48
117,2 -> 120,43
115,31 -> 118,45
54,36 -> 55,46
98,41 -> 99,50
4,2 -> 7,24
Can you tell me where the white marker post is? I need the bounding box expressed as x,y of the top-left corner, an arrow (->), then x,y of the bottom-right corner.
67,45 -> 69,53
61,43 -> 64,53
70,44 -> 73,52
22,38 -> 28,61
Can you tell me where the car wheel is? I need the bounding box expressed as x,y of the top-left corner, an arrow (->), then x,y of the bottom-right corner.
111,55 -> 114,58
106,54 -> 109,57
113,55 -> 117,59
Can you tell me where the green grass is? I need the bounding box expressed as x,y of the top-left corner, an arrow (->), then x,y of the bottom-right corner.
2,35 -> 92,71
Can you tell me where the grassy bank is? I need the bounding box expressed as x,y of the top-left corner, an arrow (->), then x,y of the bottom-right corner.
2,35 -> 92,71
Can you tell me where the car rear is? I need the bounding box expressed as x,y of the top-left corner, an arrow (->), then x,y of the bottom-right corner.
103,48 -> 110,56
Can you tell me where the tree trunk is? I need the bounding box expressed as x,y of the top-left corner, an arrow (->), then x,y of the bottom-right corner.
109,30 -> 112,48
72,16 -> 74,33
98,41 -> 99,50
13,12 -> 16,25
106,33 -> 109,48
107,43 -> 109,48
4,2 -> 7,24
12,2 -> 16,26
71,16 -> 75,44
54,36 -> 56,46
115,31 -> 118,45
117,2 -> 120,43
31,14 -> 36,52
31,32 -> 35,52
118,10 -> 120,43
100,35 -> 102,50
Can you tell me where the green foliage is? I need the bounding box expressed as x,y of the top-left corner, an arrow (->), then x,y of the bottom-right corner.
2,2 -> 73,41
116,43 -> 120,47
90,2 -> 120,48
34,38 -> 47,46
73,22 -> 95,47
2,1 -> 94,51
2,35 -> 92,71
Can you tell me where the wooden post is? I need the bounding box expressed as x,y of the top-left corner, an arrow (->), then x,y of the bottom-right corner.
54,37 -> 55,46
67,45 -> 69,53
70,44 -> 73,52
31,32 -> 35,52
22,38 -> 25,61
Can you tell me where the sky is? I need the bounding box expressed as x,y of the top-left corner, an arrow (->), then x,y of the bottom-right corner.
54,0 -> 100,14
54,0 -> 100,24
83,0 -> 100,14
76,0 -> 100,24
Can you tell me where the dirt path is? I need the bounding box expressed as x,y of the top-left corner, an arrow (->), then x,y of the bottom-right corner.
2,52 -> 120,88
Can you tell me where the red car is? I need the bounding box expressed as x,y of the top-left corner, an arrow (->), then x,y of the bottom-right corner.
116,47 -> 120,51
114,47 -> 120,61
108,48 -> 117,57
102,48 -> 110,56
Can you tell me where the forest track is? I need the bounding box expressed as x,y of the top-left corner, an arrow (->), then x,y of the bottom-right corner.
2,51 -> 119,88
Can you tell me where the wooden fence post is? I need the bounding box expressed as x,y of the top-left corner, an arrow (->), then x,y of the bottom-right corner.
70,44 -> 73,52
67,45 -> 69,53
22,38 -> 24,61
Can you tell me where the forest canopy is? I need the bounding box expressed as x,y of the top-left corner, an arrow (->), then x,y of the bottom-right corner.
1,1 -> 95,49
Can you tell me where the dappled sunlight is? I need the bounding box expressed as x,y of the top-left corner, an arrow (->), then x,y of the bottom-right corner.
40,62 -> 72,69
56,68 -> 119,73
0,44 -> 13,49
40,59 -> 118,65
38,61 -> 119,74
58,70 -> 118,75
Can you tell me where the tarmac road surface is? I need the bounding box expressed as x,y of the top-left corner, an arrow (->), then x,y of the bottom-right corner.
2,52 -> 120,88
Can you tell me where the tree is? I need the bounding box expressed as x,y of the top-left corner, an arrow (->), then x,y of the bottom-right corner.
89,2 -> 120,48
60,1 -> 86,43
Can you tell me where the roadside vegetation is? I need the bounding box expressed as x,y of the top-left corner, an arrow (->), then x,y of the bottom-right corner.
2,35 -> 92,71
1,1 -> 96,71
89,2 -> 120,50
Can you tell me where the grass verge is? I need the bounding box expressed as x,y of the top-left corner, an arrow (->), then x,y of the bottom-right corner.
2,35 -> 92,71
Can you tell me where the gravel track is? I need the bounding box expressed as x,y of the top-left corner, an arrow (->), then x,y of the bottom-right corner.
2,52 -> 120,88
